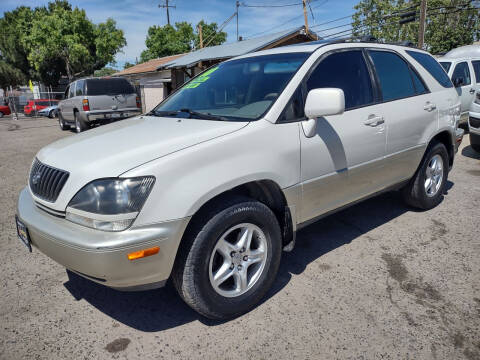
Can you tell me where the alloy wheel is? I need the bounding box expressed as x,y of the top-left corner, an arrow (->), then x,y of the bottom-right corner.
424,154 -> 443,197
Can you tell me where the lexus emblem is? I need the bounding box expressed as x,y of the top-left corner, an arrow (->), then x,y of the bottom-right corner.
32,172 -> 42,185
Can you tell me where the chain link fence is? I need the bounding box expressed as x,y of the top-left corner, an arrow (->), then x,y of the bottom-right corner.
1,90 -> 64,120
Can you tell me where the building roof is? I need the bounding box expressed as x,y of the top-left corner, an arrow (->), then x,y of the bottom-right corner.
160,26 -> 316,69
113,53 -> 185,76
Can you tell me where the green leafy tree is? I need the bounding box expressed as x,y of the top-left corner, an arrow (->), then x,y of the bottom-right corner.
0,60 -> 26,91
352,0 -> 480,53
93,67 -> 117,77
140,20 -> 227,62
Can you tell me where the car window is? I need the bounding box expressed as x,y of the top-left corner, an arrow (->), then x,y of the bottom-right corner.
85,78 -> 135,96
64,86 -> 69,99
68,83 -> 75,98
439,62 -> 451,73
472,61 -> 480,84
154,52 -> 310,121
410,68 -> 428,94
406,50 -> 453,88
306,50 -> 373,110
76,80 -> 84,96
369,50 -> 416,101
452,62 -> 471,85
278,87 -> 305,122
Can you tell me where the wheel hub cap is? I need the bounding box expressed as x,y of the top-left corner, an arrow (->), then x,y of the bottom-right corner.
209,223 -> 268,298
424,154 -> 443,197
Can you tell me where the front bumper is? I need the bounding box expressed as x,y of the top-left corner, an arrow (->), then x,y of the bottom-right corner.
16,187 -> 189,290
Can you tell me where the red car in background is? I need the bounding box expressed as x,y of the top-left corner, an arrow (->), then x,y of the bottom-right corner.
23,99 -> 59,116
0,105 -> 11,118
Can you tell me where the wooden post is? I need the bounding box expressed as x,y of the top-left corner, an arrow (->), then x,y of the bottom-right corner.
198,23 -> 203,48
302,0 -> 309,35
418,0 -> 427,49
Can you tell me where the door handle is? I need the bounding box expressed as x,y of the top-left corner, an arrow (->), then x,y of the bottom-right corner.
364,115 -> 384,127
424,102 -> 437,112
470,88 -> 476,94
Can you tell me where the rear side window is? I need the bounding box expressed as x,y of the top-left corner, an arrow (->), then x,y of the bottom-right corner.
472,61 -> 480,83
369,50 -> 416,101
452,62 -> 471,85
75,80 -> 85,96
410,69 -> 428,94
440,62 -> 451,73
307,50 -> 373,110
406,50 -> 453,88
85,78 -> 135,96
68,84 -> 75,98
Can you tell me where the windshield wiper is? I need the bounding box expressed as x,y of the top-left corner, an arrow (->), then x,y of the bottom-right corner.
147,110 -> 179,117
179,108 -> 228,121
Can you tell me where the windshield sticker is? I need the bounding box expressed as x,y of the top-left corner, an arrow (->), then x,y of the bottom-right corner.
184,66 -> 219,89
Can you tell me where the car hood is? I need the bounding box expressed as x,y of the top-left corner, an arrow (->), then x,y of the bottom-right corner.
35,116 -> 248,208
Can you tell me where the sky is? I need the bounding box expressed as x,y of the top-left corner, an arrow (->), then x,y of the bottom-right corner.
0,0 -> 358,69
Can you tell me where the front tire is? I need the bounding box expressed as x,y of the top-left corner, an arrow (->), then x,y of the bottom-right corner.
470,133 -> 480,152
172,199 -> 282,320
402,141 -> 449,210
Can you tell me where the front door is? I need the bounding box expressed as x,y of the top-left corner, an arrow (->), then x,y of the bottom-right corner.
299,49 -> 387,223
452,61 -> 475,122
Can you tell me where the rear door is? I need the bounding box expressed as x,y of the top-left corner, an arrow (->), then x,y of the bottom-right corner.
61,83 -> 75,121
451,61 -> 475,121
86,78 -> 137,113
299,49 -> 387,223
367,49 -> 437,184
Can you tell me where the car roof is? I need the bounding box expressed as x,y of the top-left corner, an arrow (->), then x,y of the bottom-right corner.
227,38 -> 430,62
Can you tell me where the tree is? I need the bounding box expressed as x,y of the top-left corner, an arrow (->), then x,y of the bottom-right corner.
0,0 -> 126,86
0,60 -> 26,92
352,0 -> 480,53
124,62 -> 135,69
140,20 -> 227,62
195,20 -> 227,48
93,67 -> 117,77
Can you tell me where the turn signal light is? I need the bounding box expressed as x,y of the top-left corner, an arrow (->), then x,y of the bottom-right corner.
136,96 -> 141,109
127,246 -> 159,260
82,99 -> 90,111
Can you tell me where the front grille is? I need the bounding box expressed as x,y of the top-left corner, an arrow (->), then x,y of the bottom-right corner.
29,159 -> 69,202
470,117 -> 480,129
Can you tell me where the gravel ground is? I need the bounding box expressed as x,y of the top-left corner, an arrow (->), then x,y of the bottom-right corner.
0,116 -> 479,360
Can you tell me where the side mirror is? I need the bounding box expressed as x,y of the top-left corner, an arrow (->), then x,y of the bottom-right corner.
304,88 -> 345,119
453,77 -> 465,87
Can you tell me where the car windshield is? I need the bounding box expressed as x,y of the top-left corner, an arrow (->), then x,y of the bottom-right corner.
152,52 -> 310,121
440,61 -> 451,73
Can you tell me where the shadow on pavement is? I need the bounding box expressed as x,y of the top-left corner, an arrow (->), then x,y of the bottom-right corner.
461,145 -> 480,160
64,186 -> 454,332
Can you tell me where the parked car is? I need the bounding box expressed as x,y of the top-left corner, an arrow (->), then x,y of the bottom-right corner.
438,47 -> 480,130
24,99 -> 59,116
0,104 -> 11,117
38,105 -> 58,118
16,40 -> 461,320
58,77 -> 141,133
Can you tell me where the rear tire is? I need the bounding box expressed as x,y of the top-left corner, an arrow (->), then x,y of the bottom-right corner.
402,141 -> 449,210
58,112 -> 70,131
74,111 -> 87,133
0,111 -> 4,118
470,133 -> 480,152
172,198 -> 282,320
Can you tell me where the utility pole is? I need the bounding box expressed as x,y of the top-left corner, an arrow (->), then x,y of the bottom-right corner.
158,0 -> 176,26
418,0 -> 427,49
198,24 -> 204,48
236,1 -> 240,41
302,0 -> 309,35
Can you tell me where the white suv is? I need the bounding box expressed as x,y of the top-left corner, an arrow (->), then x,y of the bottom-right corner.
16,40 -> 461,319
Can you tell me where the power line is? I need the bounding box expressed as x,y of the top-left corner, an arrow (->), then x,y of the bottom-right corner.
240,0 -> 321,8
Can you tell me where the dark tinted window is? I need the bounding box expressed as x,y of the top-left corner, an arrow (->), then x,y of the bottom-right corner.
410,68 -> 428,94
406,50 -> 453,88
440,62 -> 451,72
75,80 -> 85,96
279,87 -> 305,122
452,62 -> 471,85
86,78 -> 135,96
68,84 -> 75,98
307,50 -> 373,110
472,61 -> 480,84
369,50 -> 415,101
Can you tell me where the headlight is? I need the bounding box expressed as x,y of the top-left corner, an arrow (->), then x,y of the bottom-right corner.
66,177 -> 155,231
